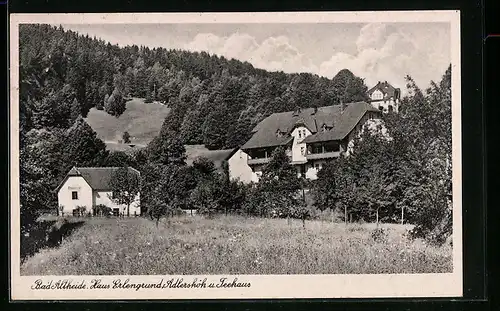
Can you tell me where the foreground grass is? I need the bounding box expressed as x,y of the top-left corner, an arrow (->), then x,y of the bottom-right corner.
21,216 -> 452,275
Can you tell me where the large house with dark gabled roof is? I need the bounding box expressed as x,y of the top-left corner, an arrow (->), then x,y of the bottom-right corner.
56,167 -> 141,217
367,81 -> 401,113
228,101 -> 382,182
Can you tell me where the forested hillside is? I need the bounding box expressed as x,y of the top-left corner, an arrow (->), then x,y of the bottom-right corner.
18,24 -> 368,231
20,24 -> 368,150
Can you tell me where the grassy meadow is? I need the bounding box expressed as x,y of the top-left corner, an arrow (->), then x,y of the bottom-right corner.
84,97 -> 170,148
21,216 -> 452,275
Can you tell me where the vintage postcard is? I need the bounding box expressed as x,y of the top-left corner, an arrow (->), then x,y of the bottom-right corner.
9,11 -> 462,300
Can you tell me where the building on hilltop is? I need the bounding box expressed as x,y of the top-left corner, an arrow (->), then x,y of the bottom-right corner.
226,101 -> 383,183
55,166 -> 141,217
367,81 -> 401,113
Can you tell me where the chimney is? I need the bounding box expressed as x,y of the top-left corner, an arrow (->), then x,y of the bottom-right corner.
341,101 -> 347,113
293,107 -> 301,116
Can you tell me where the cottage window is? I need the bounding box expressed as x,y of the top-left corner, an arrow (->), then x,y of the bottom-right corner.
388,105 -> 394,113
302,129 -> 306,137
298,130 -> 302,139
72,191 -> 78,200
301,147 -> 305,155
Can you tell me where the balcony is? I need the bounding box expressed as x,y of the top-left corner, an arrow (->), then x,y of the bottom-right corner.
305,151 -> 340,160
247,157 -> 271,165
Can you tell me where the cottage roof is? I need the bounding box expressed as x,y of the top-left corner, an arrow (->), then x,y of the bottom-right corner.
56,166 -> 140,192
241,101 -> 379,149
367,81 -> 400,99
185,146 -> 238,170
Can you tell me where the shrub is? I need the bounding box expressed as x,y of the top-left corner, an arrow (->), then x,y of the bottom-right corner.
371,227 -> 389,243
95,204 -> 112,217
74,206 -> 88,217
45,217 -> 69,246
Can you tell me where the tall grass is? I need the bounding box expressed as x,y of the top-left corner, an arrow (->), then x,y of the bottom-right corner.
21,216 -> 452,275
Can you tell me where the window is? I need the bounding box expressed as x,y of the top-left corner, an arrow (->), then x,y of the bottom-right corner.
315,163 -> 321,170
301,147 -> 305,155
72,191 -> 78,200
388,105 -> 394,113
302,129 -> 306,137
298,130 -> 302,139
378,106 -> 384,111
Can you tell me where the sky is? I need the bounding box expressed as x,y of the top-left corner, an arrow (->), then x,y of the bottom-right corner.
58,22 -> 451,92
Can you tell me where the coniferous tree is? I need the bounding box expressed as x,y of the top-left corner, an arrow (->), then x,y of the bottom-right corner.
62,116 -> 109,172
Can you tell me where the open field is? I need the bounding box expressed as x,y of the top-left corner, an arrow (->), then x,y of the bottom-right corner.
85,98 -> 170,148
21,216 -> 452,275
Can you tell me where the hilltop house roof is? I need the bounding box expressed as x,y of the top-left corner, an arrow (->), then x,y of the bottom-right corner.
241,101 -> 380,149
367,81 -> 401,99
55,166 -> 140,192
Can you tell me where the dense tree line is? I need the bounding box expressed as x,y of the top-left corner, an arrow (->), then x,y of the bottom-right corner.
312,66 -> 452,245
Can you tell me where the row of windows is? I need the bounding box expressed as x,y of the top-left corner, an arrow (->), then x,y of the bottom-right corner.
72,191 -> 116,200
297,129 -> 307,139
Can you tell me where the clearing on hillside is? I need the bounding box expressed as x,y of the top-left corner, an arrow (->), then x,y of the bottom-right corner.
85,98 -> 170,149
21,216 -> 453,276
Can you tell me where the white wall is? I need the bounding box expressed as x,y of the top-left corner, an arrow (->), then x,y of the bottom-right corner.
290,126 -> 312,163
371,98 -> 399,113
94,191 -> 141,216
252,165 -> 263,183
304,160 -> 328,180
57,176 -> 93,216
371,89 -> 384,100
227,149 -> 255,184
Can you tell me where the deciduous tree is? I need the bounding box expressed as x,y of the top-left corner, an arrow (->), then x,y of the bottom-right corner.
109,166 -> 140,217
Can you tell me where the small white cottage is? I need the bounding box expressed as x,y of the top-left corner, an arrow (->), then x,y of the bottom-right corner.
56,166 -> 141,217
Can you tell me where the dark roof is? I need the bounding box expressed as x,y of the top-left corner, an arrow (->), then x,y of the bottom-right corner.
56,167 -> 140,192
241,101 -> 379,149
367,81 -> 400,99
185,146 -> 237,170
303,102 -> 380,143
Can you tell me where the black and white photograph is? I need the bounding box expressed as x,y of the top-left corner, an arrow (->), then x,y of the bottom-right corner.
10,11 -> 462,300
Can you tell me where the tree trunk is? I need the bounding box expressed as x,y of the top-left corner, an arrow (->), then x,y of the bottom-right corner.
376,208 -> 379,227
287,215 -> 291,226
302,218 -> 305,229
344,205 -> 347,225
401,206 -> 404,225
127,203 -> 130,217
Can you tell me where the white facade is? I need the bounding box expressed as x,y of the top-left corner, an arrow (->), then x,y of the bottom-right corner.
227,149 -> 255,183
93,190 -> 141,217
57,176 -> 93,216
304,160 -> 327,180
57,175 -> 141,217
290,126 -> 312,163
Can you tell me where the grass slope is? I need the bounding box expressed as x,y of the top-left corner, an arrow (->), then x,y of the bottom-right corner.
21,216 -> 452,275
85,98 -> 170,150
